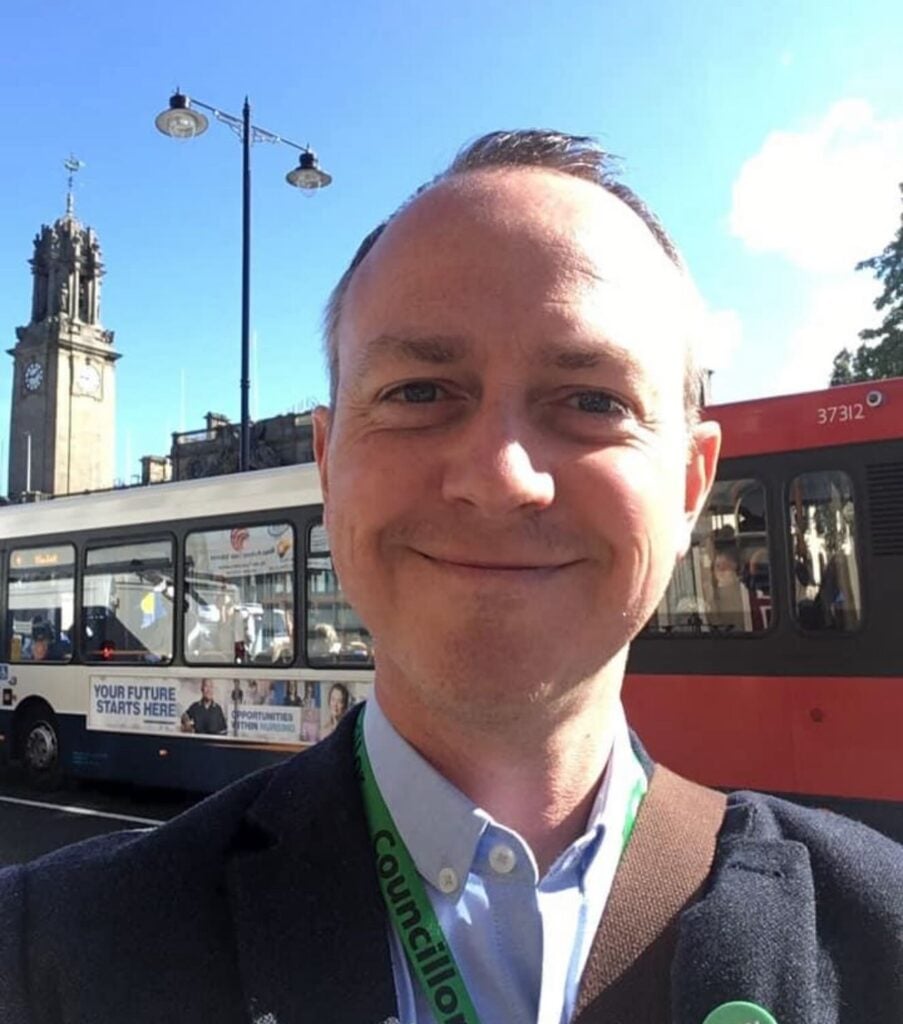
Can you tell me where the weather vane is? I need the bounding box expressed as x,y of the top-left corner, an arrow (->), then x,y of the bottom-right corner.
63,154 -> 85,217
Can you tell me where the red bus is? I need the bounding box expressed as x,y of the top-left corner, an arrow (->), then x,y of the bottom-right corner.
626,377 -> 903,840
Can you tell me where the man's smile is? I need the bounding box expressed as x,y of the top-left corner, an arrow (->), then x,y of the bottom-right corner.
413,549 -> 584,577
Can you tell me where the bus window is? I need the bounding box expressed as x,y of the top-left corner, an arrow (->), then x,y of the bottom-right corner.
644,479 -> 772,635
306,522 -> 373,666
184,523 -> 295,665
6,545 -> 75,662
83,540 -> 175,664
789,471 -> 862,632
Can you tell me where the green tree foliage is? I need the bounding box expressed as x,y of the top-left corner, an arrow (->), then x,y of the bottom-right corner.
831,183 -> 903,385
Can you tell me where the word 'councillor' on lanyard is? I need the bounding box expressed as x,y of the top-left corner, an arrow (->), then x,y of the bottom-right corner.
354,709 -> 646,1024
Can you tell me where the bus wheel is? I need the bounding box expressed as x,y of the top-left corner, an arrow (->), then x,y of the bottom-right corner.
19,707 -> 63,790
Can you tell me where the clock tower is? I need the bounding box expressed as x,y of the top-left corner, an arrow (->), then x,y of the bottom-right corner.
7,161 -> 120,498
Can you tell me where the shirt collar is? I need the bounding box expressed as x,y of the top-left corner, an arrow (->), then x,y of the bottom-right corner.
363,692 -> 635,894
364,692 -> 486,892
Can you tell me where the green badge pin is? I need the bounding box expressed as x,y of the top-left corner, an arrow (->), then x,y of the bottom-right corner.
701,1002 -> 778,1024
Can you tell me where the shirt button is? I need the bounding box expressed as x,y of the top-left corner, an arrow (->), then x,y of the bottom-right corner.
489,843 -> 517,874
437,867 -> 459,893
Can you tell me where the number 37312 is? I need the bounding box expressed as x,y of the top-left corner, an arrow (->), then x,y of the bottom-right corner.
816,403 -> 865,425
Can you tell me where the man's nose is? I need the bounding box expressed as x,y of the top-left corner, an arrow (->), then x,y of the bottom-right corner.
440,405 -> 555,515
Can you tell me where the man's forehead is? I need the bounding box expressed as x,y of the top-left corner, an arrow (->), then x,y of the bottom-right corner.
343,168 -> 683,318
334,167 -> 699,404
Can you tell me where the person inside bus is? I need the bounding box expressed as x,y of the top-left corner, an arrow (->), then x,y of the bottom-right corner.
218,592 -> 251,663
179,678 -> 227,735
308,620 -> 341,660
815,551 -> 860,631
1,129 -> 901,1024
22,618 -> 71,662
705,545 -> 750,632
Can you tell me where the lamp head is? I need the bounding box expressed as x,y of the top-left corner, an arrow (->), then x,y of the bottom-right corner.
155,92 -> 209,140
286,150 -> 332,190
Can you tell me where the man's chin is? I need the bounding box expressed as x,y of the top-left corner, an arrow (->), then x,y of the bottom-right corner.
401,634 -> 604,694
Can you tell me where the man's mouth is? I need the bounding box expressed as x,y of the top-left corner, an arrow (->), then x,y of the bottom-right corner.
416,551 -> 581,573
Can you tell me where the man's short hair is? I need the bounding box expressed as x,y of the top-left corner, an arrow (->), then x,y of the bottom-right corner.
322,129 -> 704,422
31,620 -> 54,642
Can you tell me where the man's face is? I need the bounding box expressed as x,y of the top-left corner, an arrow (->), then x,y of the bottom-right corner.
314,169 -> 719,715
32,637 -> 49,661
714,553 -> 740,587
201,679 -> 214,702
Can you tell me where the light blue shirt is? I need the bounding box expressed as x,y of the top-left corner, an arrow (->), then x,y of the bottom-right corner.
363,695 -> 646,1024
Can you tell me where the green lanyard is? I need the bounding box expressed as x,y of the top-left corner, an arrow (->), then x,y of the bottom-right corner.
622,772 -> 647,852
354,711 -> 647,1024
355,713 -> 482,1024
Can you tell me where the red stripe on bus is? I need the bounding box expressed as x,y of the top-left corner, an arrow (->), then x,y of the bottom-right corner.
624,672 -> 903,803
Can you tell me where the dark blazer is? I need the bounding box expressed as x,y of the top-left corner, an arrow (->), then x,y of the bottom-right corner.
1,705 -> 902,1024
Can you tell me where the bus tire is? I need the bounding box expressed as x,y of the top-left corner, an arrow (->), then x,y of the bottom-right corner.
18,705 -> 63,790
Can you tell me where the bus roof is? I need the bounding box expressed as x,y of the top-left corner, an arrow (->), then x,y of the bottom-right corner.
705,376 -> 903,459
0,462 -> 323,543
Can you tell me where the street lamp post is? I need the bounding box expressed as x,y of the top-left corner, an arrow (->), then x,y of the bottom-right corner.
154,91 -> 331,472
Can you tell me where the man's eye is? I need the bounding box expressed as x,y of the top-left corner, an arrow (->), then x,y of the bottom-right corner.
568,391 -> 630,415
386,381 -> 442,403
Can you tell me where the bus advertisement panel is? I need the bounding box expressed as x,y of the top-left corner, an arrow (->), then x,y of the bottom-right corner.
86,676 -> 366,746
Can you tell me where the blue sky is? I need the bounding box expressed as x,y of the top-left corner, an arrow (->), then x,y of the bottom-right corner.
2,0 -> 902,486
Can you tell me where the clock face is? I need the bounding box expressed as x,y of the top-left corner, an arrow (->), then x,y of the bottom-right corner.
76,364 -> 102,396
24,361 -> 44,392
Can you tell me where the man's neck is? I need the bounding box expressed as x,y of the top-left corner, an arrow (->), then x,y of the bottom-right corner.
374,664 -> 624,875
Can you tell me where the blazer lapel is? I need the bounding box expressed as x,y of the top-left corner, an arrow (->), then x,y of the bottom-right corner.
225,707 -> 398,1024
671,813 -> 820,1024
572,766 -> 819,1024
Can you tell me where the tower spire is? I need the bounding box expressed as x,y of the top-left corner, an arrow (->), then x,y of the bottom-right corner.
63,154 -> 84,218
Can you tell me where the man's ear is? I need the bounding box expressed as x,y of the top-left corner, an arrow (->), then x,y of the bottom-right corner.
681,420 -> 721,552
312,405 -> 332,508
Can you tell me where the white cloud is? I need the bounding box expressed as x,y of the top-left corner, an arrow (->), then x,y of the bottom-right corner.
724,99 -> 901,396
770,275 -> 882,395
730,99 -> 903,273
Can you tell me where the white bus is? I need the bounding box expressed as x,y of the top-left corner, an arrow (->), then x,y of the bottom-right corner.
0,464 -> 372,790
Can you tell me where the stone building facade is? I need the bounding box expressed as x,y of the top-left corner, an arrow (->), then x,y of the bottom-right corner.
141,409 -> 315,483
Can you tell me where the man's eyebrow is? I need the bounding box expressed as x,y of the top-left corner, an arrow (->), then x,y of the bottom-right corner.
354,334 -> 471,373
537,340 -> 644,374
